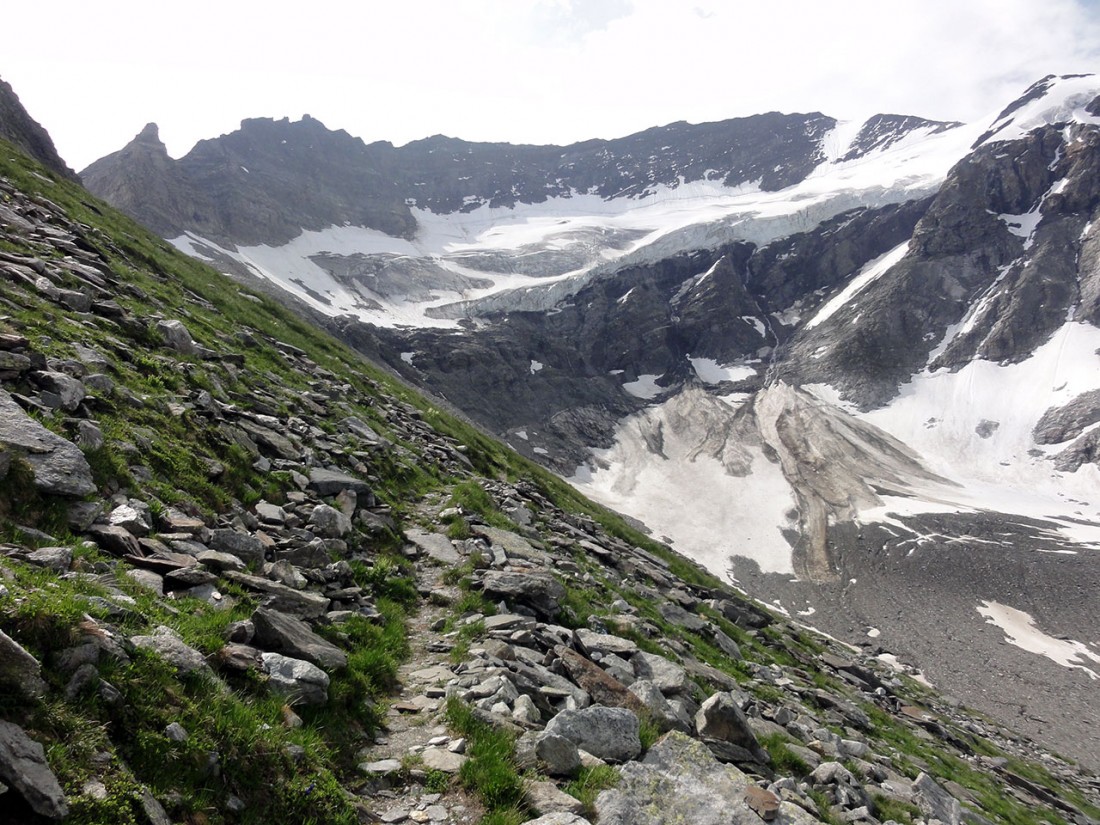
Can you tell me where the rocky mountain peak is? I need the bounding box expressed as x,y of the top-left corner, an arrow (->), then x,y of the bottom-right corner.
134,121 -> 164,146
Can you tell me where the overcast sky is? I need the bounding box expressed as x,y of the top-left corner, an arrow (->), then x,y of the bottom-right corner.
4,0 -> 1100,171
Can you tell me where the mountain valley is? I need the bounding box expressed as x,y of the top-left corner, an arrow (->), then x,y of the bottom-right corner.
1,71 -> 1099,824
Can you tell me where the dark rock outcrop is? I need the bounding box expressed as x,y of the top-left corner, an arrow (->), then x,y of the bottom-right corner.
0,77 -> 78,181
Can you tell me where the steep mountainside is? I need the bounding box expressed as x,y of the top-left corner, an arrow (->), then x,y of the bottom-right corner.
8,99 -> 1100,825
82,73 -> 1100,776
0,77 -> 78,183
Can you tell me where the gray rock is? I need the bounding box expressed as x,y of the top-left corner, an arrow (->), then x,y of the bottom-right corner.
405,529 -> 460,564
525,815 -> 591,825
86,524 -> 142,557
0,720 -> 69,819
308,503 -> 352,538
156,319 -> 198,354
261,652 -> 330,705
360,758 -> 403,775
472,525 -> 547,562
628,680 -> 690,734
420,747 -> 468,773
254,500 -> 287,525
0,629 -> 47,698
695,692 -> 768,764
513,693 -> 543,725
631,651 -> 689,695
595,731 -> 818,825
0,351 -> 32,373
209,528 -> 266,567
268,559 -> 308,590
25,546 -> 72,573
658,603 -> 706,632
109,503 -> 152,537
545,705 -> 640,763
0,389 -> 95,496
481,570 -> 566,619
199,552 -> 250,572
308,467 -> 373,497
34,370 -> 84,411
223,571 -> 330,618
535,733 -> 581,776
251,607 -> 347,670
913,771 -> 962,825
131,627 -> 209,674
75,420 -> 104,450
525,779 -> 586,817
575,628 -> 638,657
164,722 -> 189,742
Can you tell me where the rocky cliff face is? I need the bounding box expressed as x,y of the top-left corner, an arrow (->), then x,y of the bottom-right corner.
0,77 -> 78,183
3,125 -> 1100,825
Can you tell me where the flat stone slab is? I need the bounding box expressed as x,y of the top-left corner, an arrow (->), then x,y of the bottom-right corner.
408,665 -> 454,684
405,529 -> 460,564
421,747 -> 468,773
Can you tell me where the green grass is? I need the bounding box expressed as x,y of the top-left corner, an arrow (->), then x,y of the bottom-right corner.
759,732 -> 812,777
445,697 -> 526,816
564,764 -> 619,818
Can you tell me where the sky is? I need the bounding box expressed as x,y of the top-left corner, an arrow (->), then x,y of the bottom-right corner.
3,0 -> 1100,171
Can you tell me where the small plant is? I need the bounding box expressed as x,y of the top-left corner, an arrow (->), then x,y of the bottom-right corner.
563,764 -> 619,817
445,698 -> 526,815
760,732 -> 812,777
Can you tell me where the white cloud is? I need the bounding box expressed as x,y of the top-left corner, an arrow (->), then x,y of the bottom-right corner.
1,0 -> 1098,170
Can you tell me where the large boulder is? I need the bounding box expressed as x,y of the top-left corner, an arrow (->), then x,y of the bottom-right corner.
0,389 -> 94,496
595,731 -> 818,825
554,646 -> 647,714
308,504 -> 352,538
209,529 -> 266,567
695,692 -> 769,764
307,467 -> 373,498
0,720 -> 69,819
544,706 -> 640,764
480,570 -> 565,620
631,651 -> 690,695
261,652 -> 330,705
251,607 -> 347,670
156,319 -> 198,354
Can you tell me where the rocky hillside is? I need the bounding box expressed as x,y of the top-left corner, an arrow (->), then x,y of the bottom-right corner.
2,107 -> 1100,825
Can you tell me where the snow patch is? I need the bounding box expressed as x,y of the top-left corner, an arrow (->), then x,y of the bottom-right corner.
805,242 -> 909,330
529,360 -> 544,374
688,357 -> 756,385
622,374 -> 665,399
978,600 -> 1100,679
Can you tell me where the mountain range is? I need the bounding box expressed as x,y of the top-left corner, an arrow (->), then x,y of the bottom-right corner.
76,74 -> 1100,775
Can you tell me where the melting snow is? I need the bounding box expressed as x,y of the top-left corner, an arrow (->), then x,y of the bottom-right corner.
688,357 -> 756,385
805,242 -> 909,330
529,360 -> 544,374
571,389 -> 799,576
978,600 -> 1100,679
400,351 -> 416,365
861,321 -> 1100,544
622,374 -> 665,399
